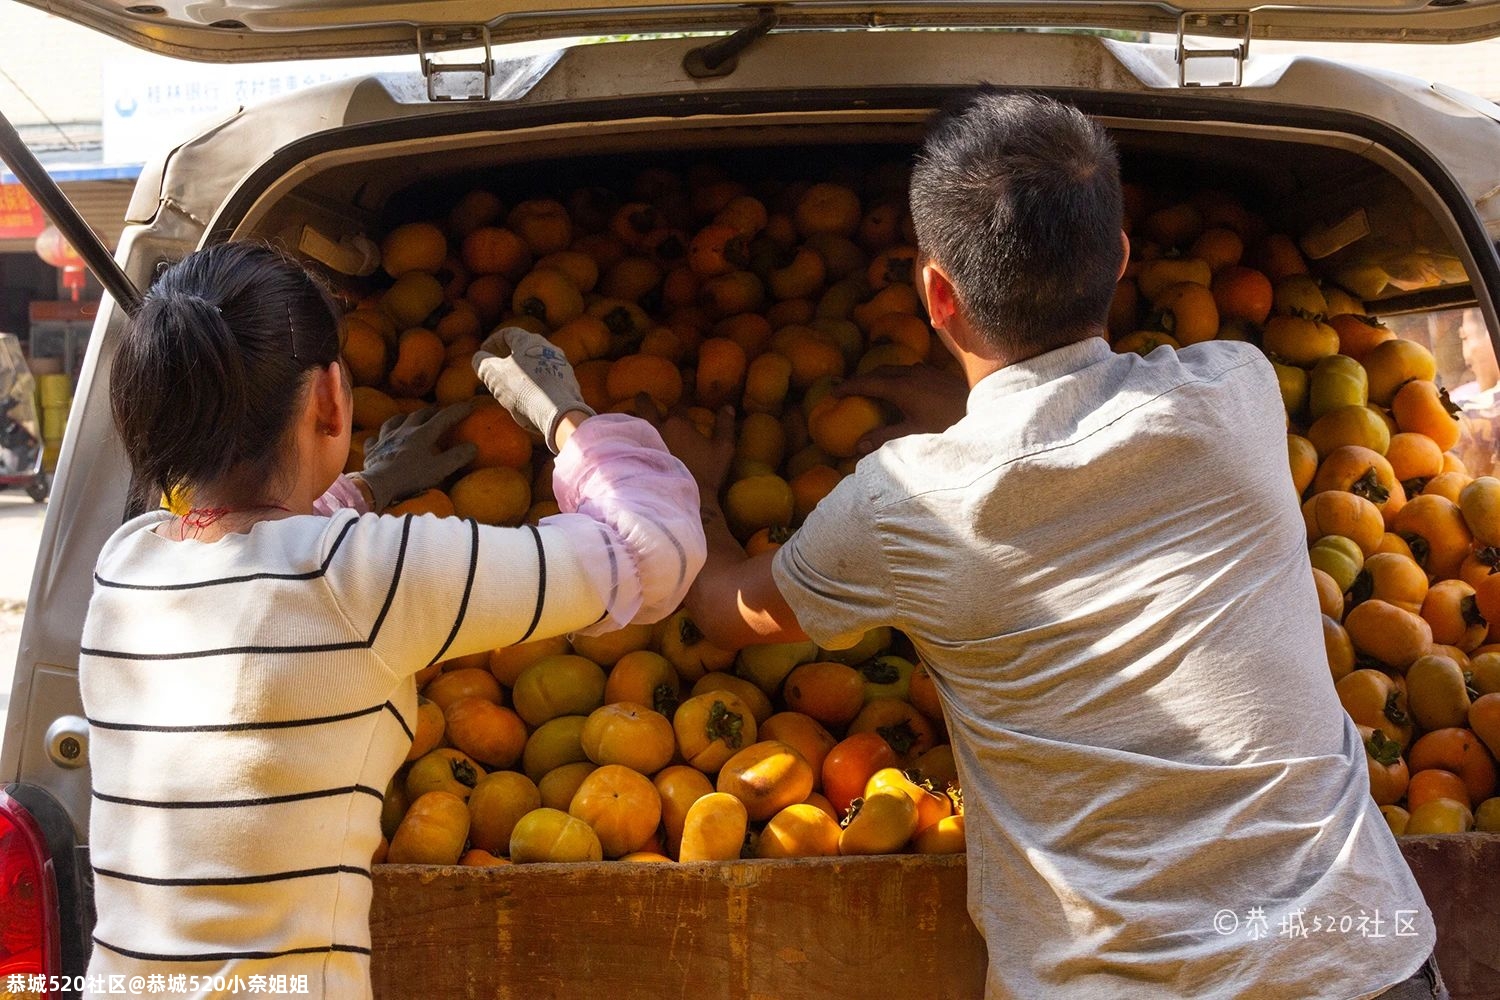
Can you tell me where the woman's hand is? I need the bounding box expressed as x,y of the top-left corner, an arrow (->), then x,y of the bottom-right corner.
356,402 -> 477,511
832,363 -> 968,454
473,327 -> 596,452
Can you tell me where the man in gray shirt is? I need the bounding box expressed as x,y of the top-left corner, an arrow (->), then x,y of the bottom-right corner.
666,90 -> 1443,998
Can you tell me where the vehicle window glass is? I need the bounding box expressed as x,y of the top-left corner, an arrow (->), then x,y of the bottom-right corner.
1385,308 -> 1500,476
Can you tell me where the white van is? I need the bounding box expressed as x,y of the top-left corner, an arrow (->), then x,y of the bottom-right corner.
2,2 -> 1499,996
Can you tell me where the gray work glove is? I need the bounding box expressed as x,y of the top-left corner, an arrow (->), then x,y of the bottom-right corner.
356,402 -> 478,511
472,327 -> 595,453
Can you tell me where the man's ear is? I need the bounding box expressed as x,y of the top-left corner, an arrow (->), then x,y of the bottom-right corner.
1118,229 -> 1131,282
921,260 -> 961,331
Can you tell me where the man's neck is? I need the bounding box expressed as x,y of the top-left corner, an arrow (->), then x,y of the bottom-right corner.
955,330 -> 1104,390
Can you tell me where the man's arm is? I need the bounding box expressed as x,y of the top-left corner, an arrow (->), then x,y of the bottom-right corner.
685,499 -> 807,650
661,400 -> 905,652
659,406 -> 805,649
685,366 -> 963,646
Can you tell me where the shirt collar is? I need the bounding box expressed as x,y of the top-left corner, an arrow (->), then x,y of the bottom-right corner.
967,336 -> 1113,410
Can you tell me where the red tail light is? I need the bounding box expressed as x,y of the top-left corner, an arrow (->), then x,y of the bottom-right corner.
0,789 -> 59,999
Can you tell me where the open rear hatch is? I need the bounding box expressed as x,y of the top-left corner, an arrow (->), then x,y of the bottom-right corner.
9,0 -> 1500,315
21,0 -> 1500,61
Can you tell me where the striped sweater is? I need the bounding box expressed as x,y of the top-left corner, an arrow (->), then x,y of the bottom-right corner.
79,415 -> 704,999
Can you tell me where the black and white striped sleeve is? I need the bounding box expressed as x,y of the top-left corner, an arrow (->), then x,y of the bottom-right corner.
320,510 -> 607,674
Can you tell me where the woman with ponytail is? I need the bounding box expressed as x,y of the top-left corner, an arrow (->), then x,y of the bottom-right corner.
80,242 -> 705,999
114,246 -> 472,520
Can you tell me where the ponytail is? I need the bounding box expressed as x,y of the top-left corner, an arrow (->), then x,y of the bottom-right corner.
111,242 -> 342,508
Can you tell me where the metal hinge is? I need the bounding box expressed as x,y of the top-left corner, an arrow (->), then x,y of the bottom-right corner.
683,7 -> 779,79
418,25 -> 494,101
1176,11 -> 1250,88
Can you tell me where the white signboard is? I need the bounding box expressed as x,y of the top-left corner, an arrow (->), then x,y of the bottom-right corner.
101,55 -> 408,166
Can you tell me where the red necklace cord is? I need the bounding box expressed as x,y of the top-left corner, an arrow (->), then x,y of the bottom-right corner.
181,504 -> 292,529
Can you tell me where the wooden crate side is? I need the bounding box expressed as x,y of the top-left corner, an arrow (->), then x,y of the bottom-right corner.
371,855 -> 986,1000
371,837 -> 1499,999
1399,835 -> 1500,1000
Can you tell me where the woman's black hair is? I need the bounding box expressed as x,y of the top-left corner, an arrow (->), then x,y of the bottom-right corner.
111,242 -> 343,508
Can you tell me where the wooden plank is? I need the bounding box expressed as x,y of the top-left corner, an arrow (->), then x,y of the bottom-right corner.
370,836 -> 1499,999
371,855 -> 986,1000
1398,834 -> 1500,1000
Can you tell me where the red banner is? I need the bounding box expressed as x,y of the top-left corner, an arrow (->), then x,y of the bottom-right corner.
0,184 -> 47,240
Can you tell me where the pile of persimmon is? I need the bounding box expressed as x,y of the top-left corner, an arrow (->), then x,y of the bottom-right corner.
339,167 -> 949,533
382,621 -> 962,867
351,167 -> 1499,862
1109,186 -> 1500,836
348,165 -> 967,866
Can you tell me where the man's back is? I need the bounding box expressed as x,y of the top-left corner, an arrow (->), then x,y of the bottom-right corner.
774,337 -> 1435,998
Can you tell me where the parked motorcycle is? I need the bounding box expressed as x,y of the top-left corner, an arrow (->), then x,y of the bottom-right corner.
0,332 -> 48,503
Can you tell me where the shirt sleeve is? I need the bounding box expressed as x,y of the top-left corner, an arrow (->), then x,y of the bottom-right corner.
311,474 -> 371,516
316,414 -> 705,675
771,463 -> 897,650
319,510 -> 610,677
545,413 -> 708,635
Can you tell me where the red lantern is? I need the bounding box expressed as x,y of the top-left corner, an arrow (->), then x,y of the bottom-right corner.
35,225 -> 91,301
34,224 -> 87,269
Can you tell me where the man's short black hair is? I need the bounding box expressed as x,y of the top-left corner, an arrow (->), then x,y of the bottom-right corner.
910,89 -> 1123,356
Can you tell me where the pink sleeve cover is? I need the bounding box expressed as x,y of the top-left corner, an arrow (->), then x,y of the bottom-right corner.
544,413 -> 707,634
312,474 -> 371,516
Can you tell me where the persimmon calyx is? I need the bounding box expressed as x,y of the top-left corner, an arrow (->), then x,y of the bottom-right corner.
1401,533 -> 1430,569
451,758 -> 481,788
705,699 -> 745,749
877,720 -> 918,756
1352,467 -> 1390,505
1383,690 -> 1410,727
653,682 -> 680,717
1437,385 -> 1463,420
1365,729 -> 1403,767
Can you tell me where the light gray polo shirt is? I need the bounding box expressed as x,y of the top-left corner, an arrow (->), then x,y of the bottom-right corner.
773,337 -> 1435,999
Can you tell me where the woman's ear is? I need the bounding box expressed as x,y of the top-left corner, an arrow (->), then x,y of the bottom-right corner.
310,361 -> 351,438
